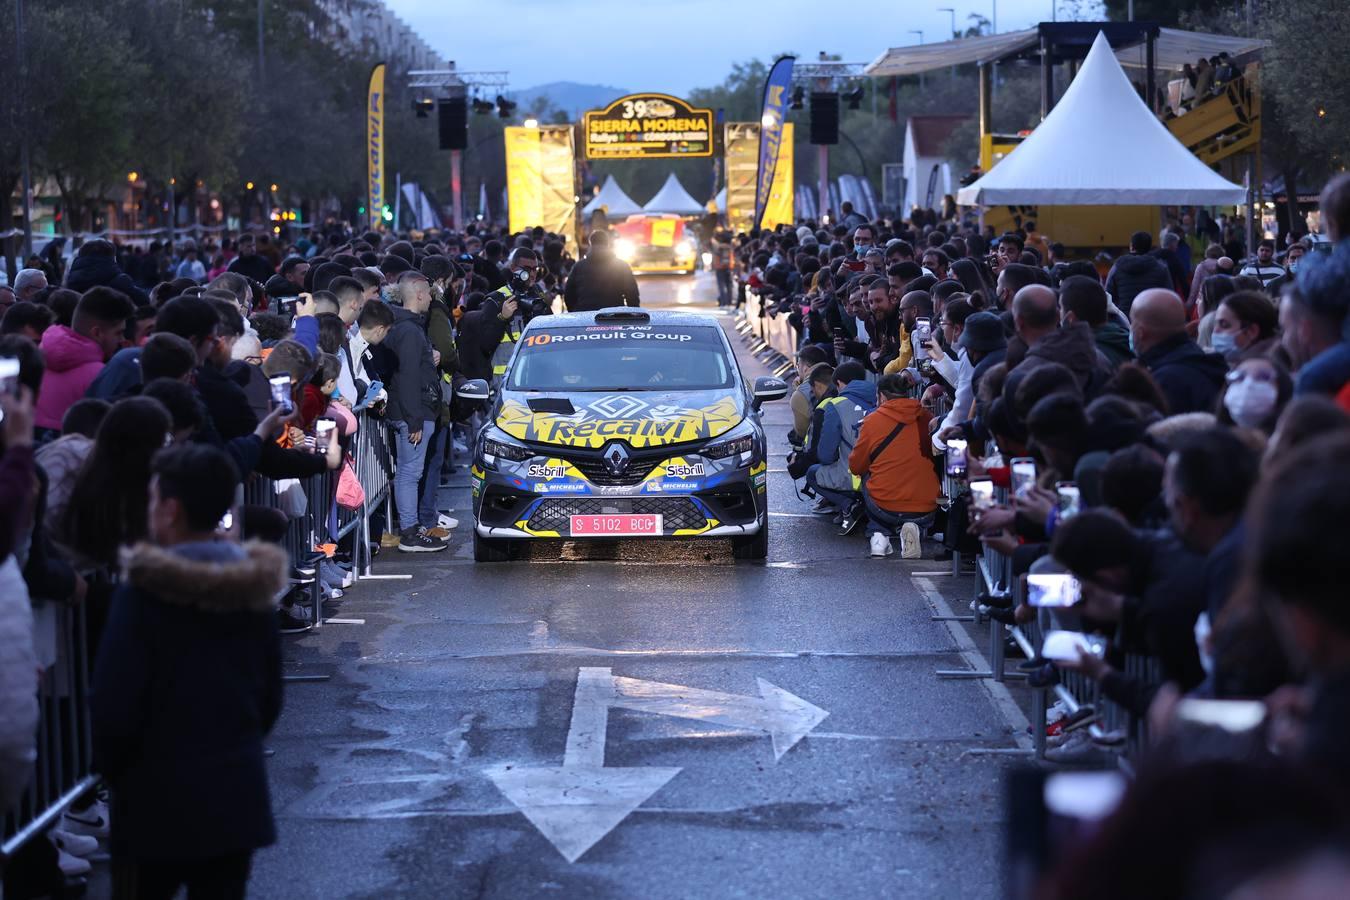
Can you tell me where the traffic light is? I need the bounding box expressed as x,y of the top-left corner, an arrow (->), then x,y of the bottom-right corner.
381,204 -> 393,222
357,204 -> 366,216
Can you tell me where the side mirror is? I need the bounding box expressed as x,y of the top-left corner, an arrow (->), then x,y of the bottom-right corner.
751,376 -> 790,409
457,378 -> 491,402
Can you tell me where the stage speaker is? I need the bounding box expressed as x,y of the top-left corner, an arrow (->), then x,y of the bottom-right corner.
438,97 -> 468,150
809,92 -> 839,145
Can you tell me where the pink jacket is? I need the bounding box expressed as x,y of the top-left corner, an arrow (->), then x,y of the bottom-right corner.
35,326 -> 106,430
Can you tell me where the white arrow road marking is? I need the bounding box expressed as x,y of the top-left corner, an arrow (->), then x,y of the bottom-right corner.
487,764 -> 681,863
609,673 -> 830,761
486,667 -> 829,862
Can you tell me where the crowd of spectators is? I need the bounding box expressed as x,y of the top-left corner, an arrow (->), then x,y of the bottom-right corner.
0,218 -> 602,895
741,175 -> 1350,893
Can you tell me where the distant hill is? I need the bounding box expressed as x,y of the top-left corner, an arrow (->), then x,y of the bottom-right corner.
511,81 -> 629,118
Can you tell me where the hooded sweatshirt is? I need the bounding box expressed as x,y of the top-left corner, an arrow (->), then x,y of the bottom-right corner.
849,397 -> 938,513
814,379 -> 878,493
36,325 -> 107,430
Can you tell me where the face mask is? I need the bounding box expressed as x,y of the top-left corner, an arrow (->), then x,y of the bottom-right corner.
1288,261 -> 1299,273
855,243 -> 870,257
1128,329 -> 1136,356
1223,378 -> 1278,428
1210,330 -> 1239,358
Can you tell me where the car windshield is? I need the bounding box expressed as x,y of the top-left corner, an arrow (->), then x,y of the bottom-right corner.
508,325 -> 734,392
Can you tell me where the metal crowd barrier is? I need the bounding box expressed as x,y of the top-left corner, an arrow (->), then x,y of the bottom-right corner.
739,290 -> 799,376
932,470 -> 1161,764
1,602 -> 97,864
1,412 -> 402,862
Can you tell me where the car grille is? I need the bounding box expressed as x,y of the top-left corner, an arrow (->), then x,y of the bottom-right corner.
567,455 -> 664,486
527,498 -> 708,534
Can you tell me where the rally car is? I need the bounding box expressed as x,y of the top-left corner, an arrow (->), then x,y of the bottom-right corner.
612,214 -> 698,274
458,308 -> 789,561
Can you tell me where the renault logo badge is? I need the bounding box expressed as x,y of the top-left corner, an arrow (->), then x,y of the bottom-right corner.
602,441 -> 631,475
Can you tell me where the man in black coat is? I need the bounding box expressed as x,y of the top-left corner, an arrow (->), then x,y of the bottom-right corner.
226,233 -> 276,285
1105,231 -> 1172,315
1130,288 -> 1228,414
92,444 -> 286,899
563,230 -> 640,311
64,239 -> 151,307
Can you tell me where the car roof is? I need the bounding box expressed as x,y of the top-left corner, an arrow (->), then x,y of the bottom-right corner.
526,308 -> 722,329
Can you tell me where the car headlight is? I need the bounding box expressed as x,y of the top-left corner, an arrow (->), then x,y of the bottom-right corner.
675,239 -> 693,257
483,434 -> 533,463
615,238 -> 635,261
702,433 -> 755,460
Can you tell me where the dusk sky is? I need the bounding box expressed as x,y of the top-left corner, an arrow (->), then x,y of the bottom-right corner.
384,0 -> 1099,95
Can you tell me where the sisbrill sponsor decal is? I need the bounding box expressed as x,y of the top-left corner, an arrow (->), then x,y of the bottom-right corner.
663,463 -> 705,479
527,463 -> 569,479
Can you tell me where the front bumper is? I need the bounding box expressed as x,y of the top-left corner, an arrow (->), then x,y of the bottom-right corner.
471,451 -> 768,540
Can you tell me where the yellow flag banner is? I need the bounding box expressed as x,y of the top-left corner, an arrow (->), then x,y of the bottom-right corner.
724,122 -> 759,233
506,126 -> 576,238
761,122 -> 794,230
366,63 -> 386,232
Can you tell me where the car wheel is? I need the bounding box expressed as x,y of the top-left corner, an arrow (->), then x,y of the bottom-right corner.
473,531 -> 515,562
731,517 -> 768,561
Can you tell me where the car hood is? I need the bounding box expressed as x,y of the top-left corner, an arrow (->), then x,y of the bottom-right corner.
495,389 -> 745,449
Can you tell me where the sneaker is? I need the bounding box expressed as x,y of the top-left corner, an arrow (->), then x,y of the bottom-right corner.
320,582 -> 344,602
278,604 -> 313,634
61,800 -> 110,839
452,438 -> 469,454
426,526 -> 450,539
1044,729 -> 1114,764
437,513 -> 459,530
320,561 -> 354,589
869,532 -> 894,558
399,526 -> 447,553
837,500 -> 864,536
810,498 -> 837,516
55,846 -> 92,877
50,828 -> 98,858
899,522 -> 922,559
380,531 -> 402,549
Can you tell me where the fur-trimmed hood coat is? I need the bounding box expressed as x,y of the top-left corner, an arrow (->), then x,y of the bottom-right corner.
91,540 -> 288,860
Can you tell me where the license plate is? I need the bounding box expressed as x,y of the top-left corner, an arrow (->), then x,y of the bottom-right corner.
569,514 -> 663,536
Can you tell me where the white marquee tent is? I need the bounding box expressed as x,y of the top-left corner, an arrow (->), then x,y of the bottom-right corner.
642,173 -> 706,215
955,32 -> 1247,207
582,175 -> 641,217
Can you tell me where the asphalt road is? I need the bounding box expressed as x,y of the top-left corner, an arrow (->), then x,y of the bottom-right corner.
250,273 -> 1029,899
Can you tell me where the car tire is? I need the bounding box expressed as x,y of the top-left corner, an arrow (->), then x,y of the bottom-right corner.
473,531 -> 515,562
731,517 -> 768,561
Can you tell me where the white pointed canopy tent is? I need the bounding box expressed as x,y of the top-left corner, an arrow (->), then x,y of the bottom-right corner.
582,175 -> 641,217
955,32 -> 1247,207
642,173 -> 706,215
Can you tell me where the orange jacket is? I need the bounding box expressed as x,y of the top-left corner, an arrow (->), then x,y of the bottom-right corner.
848,398 -> 938,513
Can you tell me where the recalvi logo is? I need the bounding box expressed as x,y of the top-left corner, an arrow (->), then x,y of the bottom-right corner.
545,419 -> 693,442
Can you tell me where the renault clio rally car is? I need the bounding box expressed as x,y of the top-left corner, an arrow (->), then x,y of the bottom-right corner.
460,308 -> 789,561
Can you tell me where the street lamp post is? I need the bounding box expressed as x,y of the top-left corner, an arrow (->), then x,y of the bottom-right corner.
992,0 -> 998,34
937,7 -> 957,78
909,30 -> 925,90
15,0 -> 34,262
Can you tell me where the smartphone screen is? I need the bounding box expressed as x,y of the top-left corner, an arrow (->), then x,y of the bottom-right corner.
1011,457 -> 1036,499
0,357 -> 18,422
1174,698 -> 1267,733
1028,573 -> 1082,608
969,478 -> 994,510
1041,629 -> 1105,661
1056,482 -> 1081,520
315,417 -> 337,453
945,438 -> 968,477
268,374 -> 294,414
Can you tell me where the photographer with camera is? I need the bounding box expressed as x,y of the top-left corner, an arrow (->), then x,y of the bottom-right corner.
468,248 -> 547,388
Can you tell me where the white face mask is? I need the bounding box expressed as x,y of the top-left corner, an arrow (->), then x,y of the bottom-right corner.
1224,377 -> 1278,428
